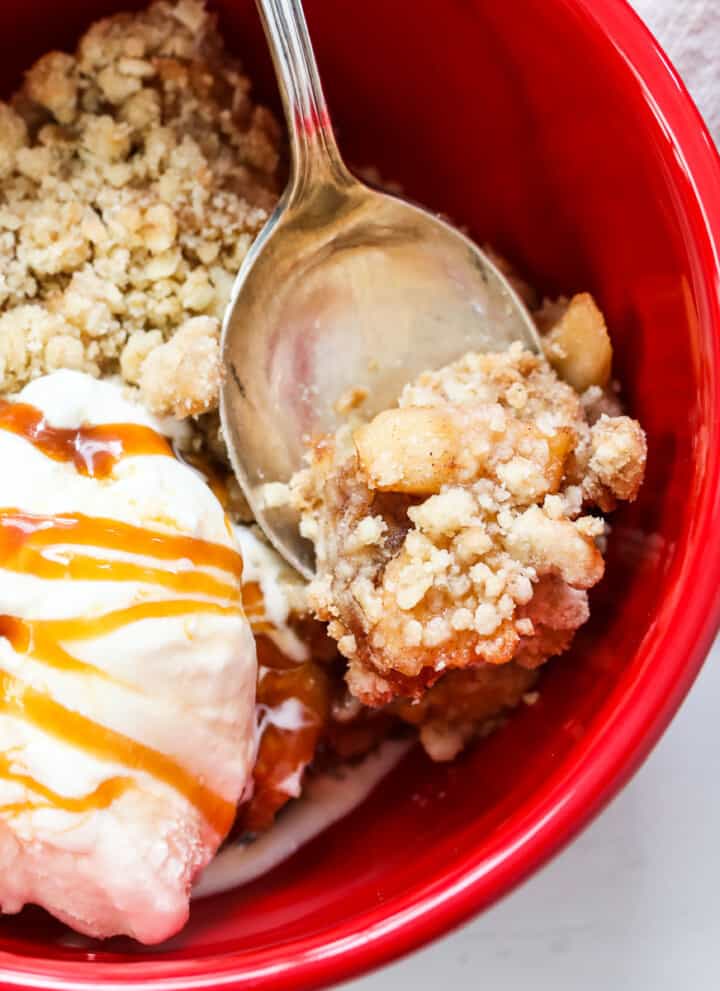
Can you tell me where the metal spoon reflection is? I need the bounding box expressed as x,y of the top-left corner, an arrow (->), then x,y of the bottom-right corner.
220,0 -> 541,578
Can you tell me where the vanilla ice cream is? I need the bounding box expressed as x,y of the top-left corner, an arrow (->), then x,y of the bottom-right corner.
0,370 -> 257,943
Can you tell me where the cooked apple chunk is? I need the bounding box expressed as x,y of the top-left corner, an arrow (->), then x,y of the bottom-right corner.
538,293 -> 613,392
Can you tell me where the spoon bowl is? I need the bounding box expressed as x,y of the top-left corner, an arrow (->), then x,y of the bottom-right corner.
220,0 -> 541,577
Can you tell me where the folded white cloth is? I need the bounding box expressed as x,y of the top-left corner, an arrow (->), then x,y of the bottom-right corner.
630,0 -> 719,142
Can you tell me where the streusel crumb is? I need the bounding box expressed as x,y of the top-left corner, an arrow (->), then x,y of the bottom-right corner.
0,0 -> 281,414
292,336 -> 646,707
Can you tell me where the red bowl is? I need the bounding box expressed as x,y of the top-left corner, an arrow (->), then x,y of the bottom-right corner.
2,0 -> 720,987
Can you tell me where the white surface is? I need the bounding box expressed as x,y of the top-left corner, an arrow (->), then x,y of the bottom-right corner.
343,4 -> 720,988
632,0 -> 720,142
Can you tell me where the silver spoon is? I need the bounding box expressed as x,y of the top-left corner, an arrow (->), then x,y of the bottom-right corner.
220,0 -> 542,579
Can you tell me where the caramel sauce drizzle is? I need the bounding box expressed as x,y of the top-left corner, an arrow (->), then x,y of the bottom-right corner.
0,615 -> 111,680
0,399 -> 171,477
35,599 -> 242,640
0,511 -> 242,579
242,580 -> 274,634
0,600 -> 242,680
0,599 -> 241,828
0,512 -> 240,602
0,547 -> 239,602
0,754 -> 133,816
0,395 -> 248,828
0,669 -> 235,834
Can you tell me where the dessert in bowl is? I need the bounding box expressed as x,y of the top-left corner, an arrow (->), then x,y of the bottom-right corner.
0,0 -> 718,987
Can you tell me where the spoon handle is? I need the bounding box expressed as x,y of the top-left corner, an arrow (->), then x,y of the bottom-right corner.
256,0 -> 352,195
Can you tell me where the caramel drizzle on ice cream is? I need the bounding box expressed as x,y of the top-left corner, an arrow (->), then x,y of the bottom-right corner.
0,398 -> 171,477
0,518 -> 243,829
0,670 -> 236,833
0,510 -> 243,573
0,599 -> 243,680
0,509 -> 245,829
0,510 -> 245,685
0,755 -> 133,817
242,580 -> 274,634
0,511 -> 242,602
0,393 -> 248,831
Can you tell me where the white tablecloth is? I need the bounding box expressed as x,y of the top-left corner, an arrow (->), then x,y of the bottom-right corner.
344,4 -> 720,987
632,0 -> 719,142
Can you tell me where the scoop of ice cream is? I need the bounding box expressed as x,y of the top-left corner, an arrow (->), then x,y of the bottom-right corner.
0,370 -> 256,943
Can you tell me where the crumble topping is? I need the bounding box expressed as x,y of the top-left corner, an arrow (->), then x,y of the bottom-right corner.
0,0 -> 281,414
292,335 -> 646,708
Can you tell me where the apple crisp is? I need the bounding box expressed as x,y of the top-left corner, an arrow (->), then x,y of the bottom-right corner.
0,0 -> 280,416
292,329 -> 646,710
0,0 -> 648,828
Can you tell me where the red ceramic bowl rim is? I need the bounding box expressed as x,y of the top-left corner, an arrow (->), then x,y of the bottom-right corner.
2,1 -> 720,988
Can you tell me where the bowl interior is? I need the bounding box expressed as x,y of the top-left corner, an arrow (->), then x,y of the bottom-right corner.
1,0 -> 719,985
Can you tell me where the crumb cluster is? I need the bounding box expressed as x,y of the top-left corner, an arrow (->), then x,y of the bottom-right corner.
0,0 -> 281,415
292,333 -> 646,711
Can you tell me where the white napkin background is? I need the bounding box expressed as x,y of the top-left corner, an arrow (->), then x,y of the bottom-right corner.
630,0 -> 719,143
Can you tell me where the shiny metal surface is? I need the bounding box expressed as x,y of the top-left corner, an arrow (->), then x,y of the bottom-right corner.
220,0 -> 541,577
